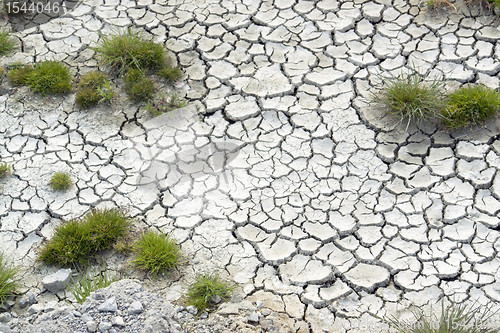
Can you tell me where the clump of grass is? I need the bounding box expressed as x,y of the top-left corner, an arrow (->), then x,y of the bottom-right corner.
6,64 -> 33,86
67,265 -> 119,304
91,27 -> 167,74
372,69 -> 447,128
144,93 -> 187,117
38,208 -> 133,266
382,299 -> 499,333
131,230 -> 180,276
442,85 -> 500,129
49,172 -> 73,191
182,273 -> 236,312
0,253 -> 20,305
426,0 -> 456,11
0,30 -> 17,56
157,66 -> 183,83
75,71 -> 113,108
25,61 -> 72,96
124,68 -> 155,102
0,163 -> 11,179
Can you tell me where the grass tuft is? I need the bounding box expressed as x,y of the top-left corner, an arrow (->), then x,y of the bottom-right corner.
372,69 -> 447,128
92,27 -> 167,74
442,85 -> 500,129
38,208 -> 133,267
25,61 -> 72,96
182,272 -> 236,312
75,71 -> 113,108
157,66 -> 183,83
67,265 -> 118,304
0,163 -> 11,179
131,230 -> 180,276
124,68 -> 155,102
382,299 -> 499,333
6,64 -> 33,86
0,253 -> 20,305
0,30 -> 17,56
49,172 -> 73,191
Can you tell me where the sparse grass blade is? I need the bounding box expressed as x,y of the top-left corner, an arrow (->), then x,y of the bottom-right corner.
0,253 -> 20,305
67,265 -> 119,304
0,30 -> 17,56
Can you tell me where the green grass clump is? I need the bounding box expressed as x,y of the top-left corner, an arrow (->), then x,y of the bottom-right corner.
6,64 -> 33,86
442,85 -> 500,129
0,163 -> 11,179
157,66 -> 183,83
25,61 -> 72,96
182,273 -> 236,311
67,265 -> 118,304
0,253 -> 20,305
49,172 -> 73,191
92,28 -> 167,74
0,30 -> 17,56
131,231 -> 180,276
372,70 -> 447,128
144,93 -> 187,117
382,299 -> 499,333
38,208 -> 133,266
124,68 -> 155,102
75,71 -> 113,108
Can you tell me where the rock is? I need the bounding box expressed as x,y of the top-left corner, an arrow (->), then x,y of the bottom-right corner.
186,305 -> 198,315
128,301 -> 143,315
27,304 -> 44,314
0,323 -> 11,333
42,269 -> 71,292
28,292 -> 37,305
247,312 -> 259,324
86,321 -> 97,332
111,316 -> 125,327
210,295 -> 222,304
98,322 -> 112,331
0,313 -> 12,324
97,297 -> 118,312
44,301 -> 58,312
18,298 -> 28,309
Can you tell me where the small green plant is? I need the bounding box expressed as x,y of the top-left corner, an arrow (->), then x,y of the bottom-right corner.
49,172 -> 73,191
157,65 -> 183,83
67,265 -> 119,304
442,85 -> 500,129
0,252 -> 20,305
144,93 -> 187,117
92,27 -> 167,74
182,272 -> 236,312
38,208 -> 133,266
426,0 -> 456,11
0,163 -> 11,179
97,80 -> 114,104
25,61 -> 72,96
131,231 -> 180,276
0,30 -> 17,56
372,69 -> 447,128
75,71 -> 113,108
124,68 -> 155,102
381,299 -> 499,333
6,64 -> 33,86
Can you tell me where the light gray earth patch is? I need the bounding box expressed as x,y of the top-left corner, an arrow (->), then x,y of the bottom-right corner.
2,0 -> 500,331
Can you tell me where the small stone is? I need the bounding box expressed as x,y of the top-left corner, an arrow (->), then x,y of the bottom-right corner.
186,305 -> 198,315
0,313 -> 12,324
261,308 -> 271,316
28,292 -> 37,304
128,301 -> 143,315
247,312 -> 259,324
0,323 -> 11,333
18,298 -> 28,309
200,312 -> 209,319
98,322 -> 112,332
27,304 -> 44,314
111,316 -> 125,327
86,321 -> 97,332
42,269 -> 71,292
44,300 -> 58,312
73,311 -> 82,317
98,297 -> 118,312
210,295 -> 222,304
255,301 -> 264,309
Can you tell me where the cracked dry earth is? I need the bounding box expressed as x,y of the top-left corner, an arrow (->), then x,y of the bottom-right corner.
3,0 -> 500,332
